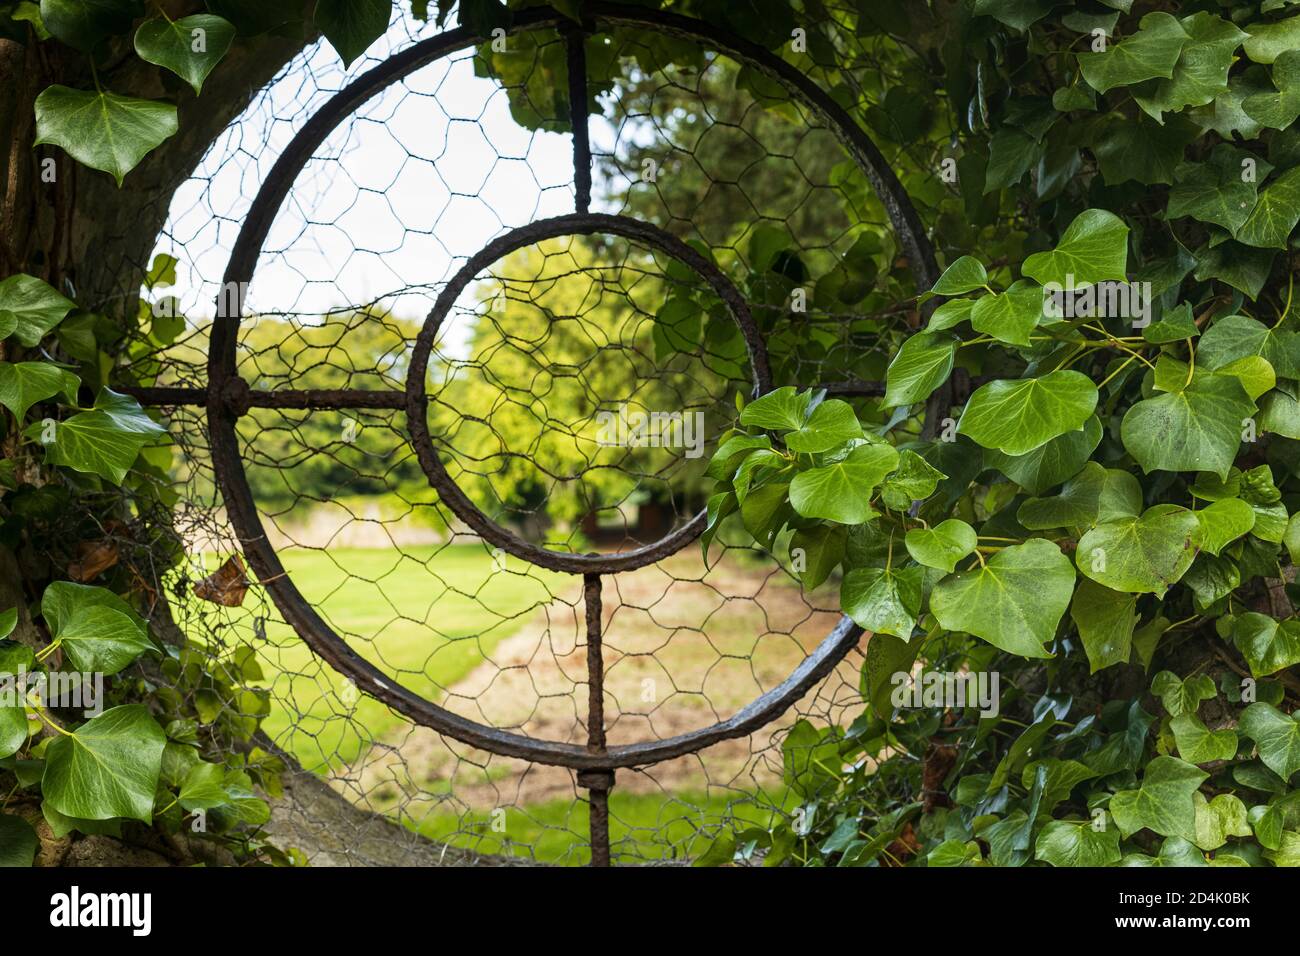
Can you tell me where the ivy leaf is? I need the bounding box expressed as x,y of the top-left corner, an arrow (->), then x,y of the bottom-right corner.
1077,12 -> 1191,94
986,416 -> 1102,495
0,362 -> 79,421
878,450 -> 946,511
1235,166 -> 1300,248
1152,670 -> 1217,717
1197,314 -> 1300,378
1171,713 -> 1239,764
0,273 -> 76,347
1244,50 -> 1300,129
39,0 -> 142,53
1241,703 -> 1300,780
1121,836 -> 1207,867
0,641 -> 34,759
969,280 -> 1043,346
840,565 -> 923,639
1120,373 -> 1254,479
1017,461 -> 1142,530
55,605 -> 153,676
957,371 -> 1098,457
0,813 -> 38,867
930,538 -> 1075,658
1232,613 -> 1300,678
314,0 -> 391,68
42,704 -> 166,823
34,86 -> 178,187
1034,818 -> 1122,867
41,581 -> 144,637
904,519 -> 977,573
1193,239 -> 1276,299
1192,792 -> 1251,850
1109,755 -> 1208,842
26,388 -> 166,484
789,444 -> 899,524
784,399 -> 863,453
929,255 -> 988,296
740,386 -> 810,431
1243,14 -> 1300,64
178,762 -> 231,811
1092,113 -> 1199,186
1020,209 -> 1129,288
1071,504 -> 1201,595
133,15 -> 236,95
1070,578 -> 1138,673
1193,497 -> 1256,555
1143,302 -> 1200,344
1132,13 -> 1247,119
1167,147 -> 1261,233
789,525 -> 846,590
882,332 -> 957,408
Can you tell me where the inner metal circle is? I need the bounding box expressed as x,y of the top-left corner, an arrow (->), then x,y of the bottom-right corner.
405,211 -> 772,574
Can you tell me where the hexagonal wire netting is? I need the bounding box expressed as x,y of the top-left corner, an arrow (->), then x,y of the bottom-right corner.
111,4 -> 939,865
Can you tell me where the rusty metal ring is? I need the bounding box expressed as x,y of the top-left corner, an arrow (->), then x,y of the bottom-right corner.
404,211 -> 771,574
194,4 -> 936,772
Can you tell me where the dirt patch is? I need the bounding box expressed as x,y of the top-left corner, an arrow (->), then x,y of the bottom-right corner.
335,549 -> 865,819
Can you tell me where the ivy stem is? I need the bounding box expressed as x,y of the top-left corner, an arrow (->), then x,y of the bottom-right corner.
31,703 -> 73,737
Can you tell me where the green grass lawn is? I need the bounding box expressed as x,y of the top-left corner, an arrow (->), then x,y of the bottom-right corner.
408,788 -> 797,865
190,543 -> 569,771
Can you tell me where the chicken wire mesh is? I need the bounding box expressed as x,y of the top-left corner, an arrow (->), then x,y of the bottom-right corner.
105,4 -> 939,865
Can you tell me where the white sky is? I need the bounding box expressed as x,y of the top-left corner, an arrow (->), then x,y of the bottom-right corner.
154,9 -> 628,343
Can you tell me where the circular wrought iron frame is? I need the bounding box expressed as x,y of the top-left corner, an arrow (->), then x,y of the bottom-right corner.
129,2 -> 941,863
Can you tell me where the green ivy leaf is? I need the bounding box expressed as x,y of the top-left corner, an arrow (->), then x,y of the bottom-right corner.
41,581 -> 144,637
930,538 -> 1075,658
1192,792 -> 1251,850
0,641 -> 34,759
1076,505 -> 1202,596
878,450 -> 946,511
39,0 -> 142,53
1034,818 -> 1122,866
55,605 -> 153,676
783,399 -> 863,453
986,415 -> 1102,495
904,519 -> 977,573
1198,314 -> 1300,378
789,444 -> 899,524
840,565 -> 922,638
1243,50 -> 1300,129
0,362 -> 79,422
41,704 -> 166,823
1077,12 -> 1190,94
1020,209 -> 1130,287
314,0 -> 391,68
1243,14 -> 1300,64
1233,614 -> 1300,678
1132,12 -> 1247,119
1171,713 -> 1239,764
0,813 -> 38,867
1152,670 -> 1217,717
1193,497 -> 1256,554
1120,373 -> 1254,479
1235,166 -> 1300,248
1167,146 -> 1262,233
739,386 -> 810,431
1017,461 -> 1142,530
958,371 -> 1099,457
34,85 -> 178,187
133,15 -> 236,95
789,524 -> 846,591
1110,755 -> 1208,842
26,388 -> 166,484
929,255 -> 988,296
0,273 -> 76,347
882,332 -> 957,409
178,762 -> 231,811
969,280 -> 1043,346
1070,578 -> 1138,672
